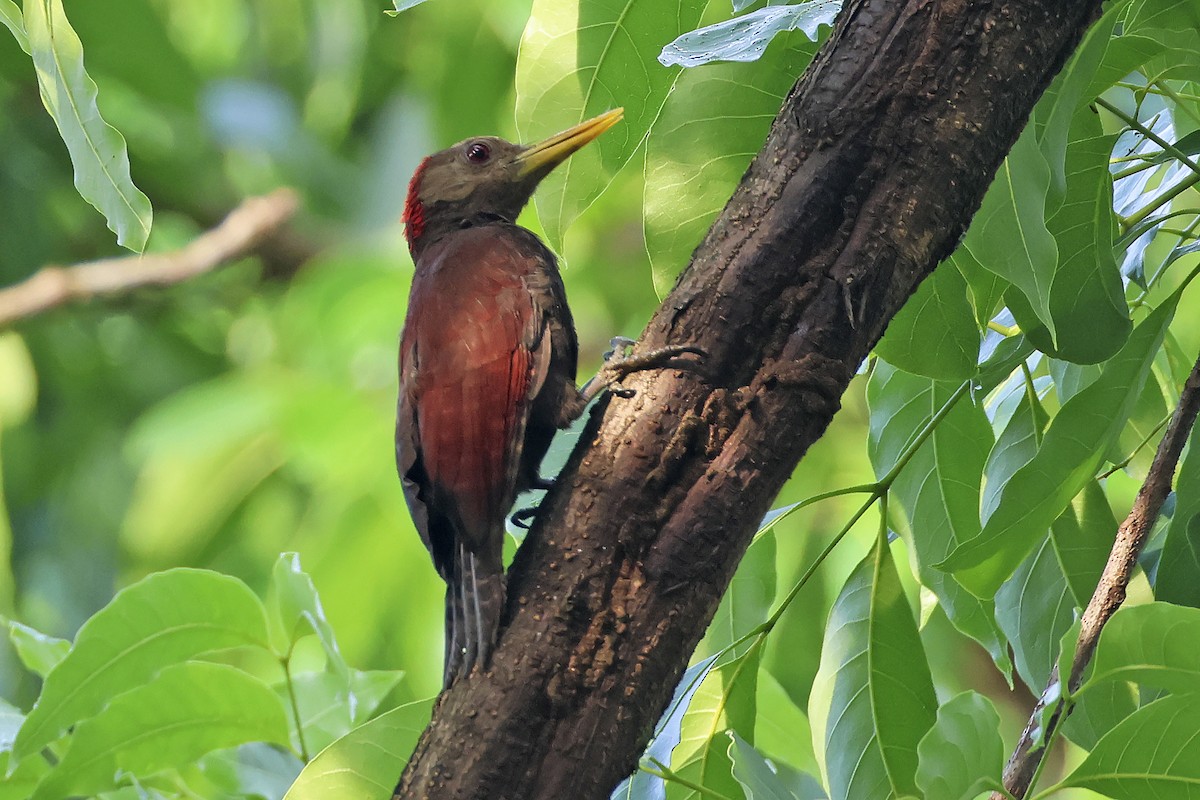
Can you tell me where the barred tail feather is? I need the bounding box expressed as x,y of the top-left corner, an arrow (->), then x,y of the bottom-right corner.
443,577 -> 466,688
444,541 -> 505,686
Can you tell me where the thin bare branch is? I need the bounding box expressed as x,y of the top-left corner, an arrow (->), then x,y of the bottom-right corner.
998,349 -> 1200,799
0,188 -> 300,328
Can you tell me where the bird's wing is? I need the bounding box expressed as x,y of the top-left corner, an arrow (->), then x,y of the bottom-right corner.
396,227 -> 553,561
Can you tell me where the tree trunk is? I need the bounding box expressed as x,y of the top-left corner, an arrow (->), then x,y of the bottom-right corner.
395,1 -> 1103,797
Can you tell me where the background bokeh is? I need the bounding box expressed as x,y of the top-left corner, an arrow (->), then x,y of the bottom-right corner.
0,0 -> 876,709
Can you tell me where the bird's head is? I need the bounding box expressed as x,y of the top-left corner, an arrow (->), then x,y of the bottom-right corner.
403,108 -> 624,254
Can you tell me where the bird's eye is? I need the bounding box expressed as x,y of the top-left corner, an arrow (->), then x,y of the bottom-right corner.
465,142 -> 491,164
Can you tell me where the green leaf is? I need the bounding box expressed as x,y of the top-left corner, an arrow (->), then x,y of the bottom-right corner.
962,125 -> 1058,343
0,0 -> 28,54
7,622 -> 69,679
197,743 -> 304,800
614,654 -> 720,800
1036,4 -> 1119,200
1125,0 -> 1200,34
284,699 -> 434,800
754,672 -> 818,779
1060,693 -> 1200,799
1156,421 -> 1200,607
981,382 -> 1047,522
1064,679 -> 1138,752
995,481 -> 1112,692
914,691 -> 1004,800
33,662 -> 289,799
383,0 -> 432,15
866,364 -> 1010,677
702,531 -> 776,656
809,536 -> 937,800
939,292 -> 1179,596
0,751 -> 49,800
271,553 -> 352,684
952,247 -> 1007,330
281,668 -> 404,756
669,647 -> 760,800
23,0 -> 153,250
728,731 -> 825,800
644,35 -> 815,295
658,2 -> 839,67
874,264 -> 979,381
1039,108 -> 1129,364
515,0 -> 707,248
14,569 -> 271,762
1083,602 -> 1200,695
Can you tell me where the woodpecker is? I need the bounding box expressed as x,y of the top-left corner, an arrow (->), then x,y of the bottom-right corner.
396,110 -> 625,686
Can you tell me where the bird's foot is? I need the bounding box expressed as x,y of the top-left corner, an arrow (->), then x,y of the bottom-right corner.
510,505 -> 539,530
581,340 -> 707,403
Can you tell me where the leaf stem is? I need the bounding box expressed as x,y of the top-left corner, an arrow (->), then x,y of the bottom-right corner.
1096,97 -> 1200,229
282,645 -> 310,762
642,758 -> 737,800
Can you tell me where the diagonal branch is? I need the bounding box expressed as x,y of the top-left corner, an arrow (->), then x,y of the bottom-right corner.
997,349 -> 1200,799
0,188 -> 300,328
395,1 -> 1106,797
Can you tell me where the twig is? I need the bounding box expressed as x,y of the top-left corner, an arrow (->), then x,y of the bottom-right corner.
996,349 -> 1200,799
0,189 -> 300,328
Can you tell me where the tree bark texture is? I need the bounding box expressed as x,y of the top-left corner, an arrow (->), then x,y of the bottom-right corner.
396,1 -> 1103,797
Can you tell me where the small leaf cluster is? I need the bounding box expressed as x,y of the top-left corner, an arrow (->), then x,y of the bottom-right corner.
0,557 -> 418,799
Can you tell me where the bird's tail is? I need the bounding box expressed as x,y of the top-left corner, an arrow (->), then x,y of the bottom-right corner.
443,540 -> 505,687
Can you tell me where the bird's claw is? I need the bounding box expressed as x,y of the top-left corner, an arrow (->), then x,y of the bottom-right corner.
581,342 -> 707,403
510,506 -> 539,530
603,336 -> 638,361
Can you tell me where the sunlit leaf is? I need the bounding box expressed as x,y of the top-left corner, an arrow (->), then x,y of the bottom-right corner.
915,692 -> 1003,800
940,291 -> 1179,596
1060,693 -> 1200,799
613,654 -> 719,800
1084,602 -> 1200,695
0,0 -> 27,54
645,34 -> 817,295
809,536 -> 937,800
659,2 -> 839,67
668,648 -> 759,800
23,0 -> 153,250
14,569 -> 271,762
271,553 -> 353,687
284,699 -> 434,800
7,622 -> 69,679
515,0 -> 707,248
754,672 -> 819,779
33,662 -> 289,799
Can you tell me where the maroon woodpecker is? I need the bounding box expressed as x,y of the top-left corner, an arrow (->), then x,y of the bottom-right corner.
396,110 -> 625,686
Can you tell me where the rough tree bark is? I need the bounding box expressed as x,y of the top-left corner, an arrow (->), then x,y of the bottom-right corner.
396,1 -> 1104,797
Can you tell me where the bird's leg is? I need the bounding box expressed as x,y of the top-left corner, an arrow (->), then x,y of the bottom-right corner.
510,506 -> 539,530
509,476 -> 556,529
580,336 -> 706,403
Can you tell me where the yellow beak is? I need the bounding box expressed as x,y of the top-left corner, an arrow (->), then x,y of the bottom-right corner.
516,108 -> 624,177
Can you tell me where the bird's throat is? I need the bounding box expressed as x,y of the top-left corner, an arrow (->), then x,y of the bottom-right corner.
402,157 -> 430,251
